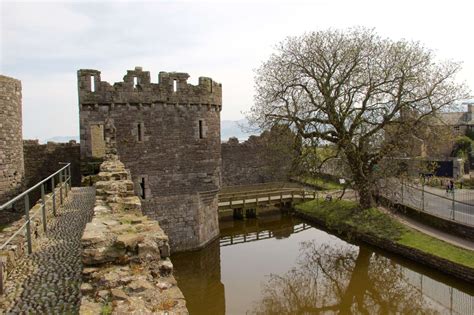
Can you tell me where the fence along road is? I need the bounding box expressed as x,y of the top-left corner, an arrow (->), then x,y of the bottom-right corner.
383,179 -> 474,227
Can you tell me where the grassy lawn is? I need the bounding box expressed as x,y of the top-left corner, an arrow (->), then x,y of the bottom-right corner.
296,199 -> 474,269
299,176 -> 343,190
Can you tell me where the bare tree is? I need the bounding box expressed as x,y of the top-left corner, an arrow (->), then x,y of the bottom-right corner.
248,27 -> 469,209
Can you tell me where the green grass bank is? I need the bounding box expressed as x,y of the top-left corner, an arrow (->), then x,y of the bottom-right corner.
295,199 -> 474,279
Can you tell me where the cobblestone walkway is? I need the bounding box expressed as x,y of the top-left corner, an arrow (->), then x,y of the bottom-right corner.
0,187 -> 95,314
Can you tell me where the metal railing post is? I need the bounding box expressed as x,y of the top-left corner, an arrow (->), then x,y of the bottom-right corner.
68,165 -> 71,189
401,179 -> 404,205
24,194 -> 32,255
59,170 -> 63,205
41,183 -> 47,233
452,190 -> 455,220
422,180 -> 425,211
65,166 -> 69,197
68,165 -> 71,191
52,176 -> 56,216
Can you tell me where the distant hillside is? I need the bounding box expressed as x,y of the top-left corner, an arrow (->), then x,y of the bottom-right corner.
221,119 -> 259,142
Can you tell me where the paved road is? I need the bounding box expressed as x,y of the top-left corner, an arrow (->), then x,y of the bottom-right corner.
0,187 -> 95,314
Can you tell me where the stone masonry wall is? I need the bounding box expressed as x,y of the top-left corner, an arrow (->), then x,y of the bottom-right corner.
0,75 -> 24,206
221,126 -> 299,187
80,156 -> 187,314
23,140 -> 81,189
221,137 -> 271,186
78,67 -> 221,252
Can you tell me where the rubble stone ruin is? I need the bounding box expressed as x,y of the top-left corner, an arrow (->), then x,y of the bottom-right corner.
78,67 -> 222,251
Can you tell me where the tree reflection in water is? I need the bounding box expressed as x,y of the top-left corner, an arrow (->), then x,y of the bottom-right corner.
251,242 -> 440,314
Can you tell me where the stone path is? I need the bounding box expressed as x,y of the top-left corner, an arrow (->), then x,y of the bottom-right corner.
0,187 -> 95,314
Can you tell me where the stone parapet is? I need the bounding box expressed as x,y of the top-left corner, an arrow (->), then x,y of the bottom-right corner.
79,156 -> 188,314
78,67 -> 222,108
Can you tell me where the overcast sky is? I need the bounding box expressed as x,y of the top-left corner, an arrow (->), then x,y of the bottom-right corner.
1,0 -> 473,141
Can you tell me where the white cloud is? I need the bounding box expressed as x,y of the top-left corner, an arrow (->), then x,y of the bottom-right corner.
1,0 -> 473,140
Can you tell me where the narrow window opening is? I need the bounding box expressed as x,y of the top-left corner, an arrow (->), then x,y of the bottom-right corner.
199,120 -> 203,139
133,76 -> 138,88
173,79 -> 177,92
210,79 -> 213,93
137,123 -> 142,141
90,75 -> 95,92
140,177 -> 146,199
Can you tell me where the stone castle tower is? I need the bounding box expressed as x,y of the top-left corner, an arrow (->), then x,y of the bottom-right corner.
78,67 -> 222,251
0,75 -> 24,206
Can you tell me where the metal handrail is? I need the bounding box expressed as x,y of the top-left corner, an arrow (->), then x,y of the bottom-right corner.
0,163 -> 70,210
0,163 -> 72,254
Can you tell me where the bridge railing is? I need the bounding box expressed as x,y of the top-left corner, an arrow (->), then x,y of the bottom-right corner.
0,163 -> 72,255
218,187 -> 297,201
220,222 -> 312,246
218,188 -> 324,210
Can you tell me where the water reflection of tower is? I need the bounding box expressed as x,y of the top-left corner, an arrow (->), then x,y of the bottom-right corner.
172,239 -> 225,315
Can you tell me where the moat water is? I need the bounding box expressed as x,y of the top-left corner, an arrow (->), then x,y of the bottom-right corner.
172,210 -> 474,315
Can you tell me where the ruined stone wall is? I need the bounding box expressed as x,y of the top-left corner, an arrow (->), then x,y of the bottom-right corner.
80,156 -> 187,314
23,140 -> 81,189
0,75 -> 24,206
78,67 -> 221,252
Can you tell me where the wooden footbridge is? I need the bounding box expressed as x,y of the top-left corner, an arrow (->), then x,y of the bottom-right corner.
217,186 -> 323,218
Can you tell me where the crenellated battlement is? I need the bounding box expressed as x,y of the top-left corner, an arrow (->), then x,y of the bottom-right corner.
78,67 -> 222,110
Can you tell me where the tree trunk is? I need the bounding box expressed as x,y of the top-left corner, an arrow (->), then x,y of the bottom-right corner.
338,247 -> 372,313
346,152 -> 375,209
357,181 -> 375,209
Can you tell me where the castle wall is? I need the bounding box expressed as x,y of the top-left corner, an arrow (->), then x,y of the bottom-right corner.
23,140 -> 81,189
78,67 -> 222,252
221,127 -> 299,187
0,75 -> 24,206
221,137 -> 271,186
